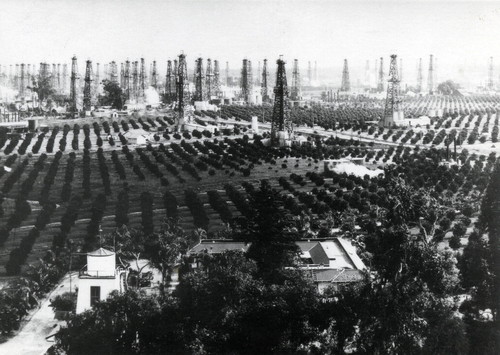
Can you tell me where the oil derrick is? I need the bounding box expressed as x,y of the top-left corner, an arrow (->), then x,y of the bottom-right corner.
52,64 -> 57,90
417,58 -> 423,92
427,54 -> 434,95
290,59 -> 301,100
104,64 -> 108,82
205,58 -> 213,100
94,63 -> 100,97
261,59 -> 270,103
132,61 -> 139,102
377,57 -> 384,92
139,58 -> 146,102
213,60 -> 222,98
9,65 -> 13,89
240,59 -> 253,103
175,53 -> 189,130
364,60 -> 370,88
488,57 -> 494,90
225,61 -> 230,86
271,56 -> 291,145
340,59 -> 350,92
173,59 -> 178,83
150,60 -> 158,90
70,56 -> 78,116
56,64 -> 61,93
256,61 -> 261,86
124,60 -> 130,101
381,54 -> 401,128
83,60 -> 93,113
120,63 -> 125,89
110,61 -> 118,84
165,60 -> 174,103
314,61 -> 318,82
248,60 -> 253,93
19,64 -> 25,99
307,61 -> 312,85
14,64 -> 19,91
193,57 -> 205,101
62,64 -> 68,95
399,58 -> 403,87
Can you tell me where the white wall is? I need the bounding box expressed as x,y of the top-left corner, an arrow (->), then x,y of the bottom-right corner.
76,276 -> 121,314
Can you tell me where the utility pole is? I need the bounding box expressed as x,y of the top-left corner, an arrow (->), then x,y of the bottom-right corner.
340,59 -> 350,92
290,59 -> 301,100
381,54 -> 401,127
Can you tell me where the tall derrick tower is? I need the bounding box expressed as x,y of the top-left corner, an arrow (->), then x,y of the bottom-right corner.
307,61 -> 312,85
139,58 -> 146,102
165,60 -> 174,103
56,64 -> 61,93
19,64 -> 26,99
150,60 -> 158,90
427,54 -> 434,95
205,58 -> 213,100
314,61 -> 318,82
104,64 -> 108,82
399,58 -> 403,88
256,61 -> 261,86
120,63 -> 125,89
261,59 -> 270,103
488,57 -> 494,90
417,58 -> 423,92
193,57 -> 205,101
62,64 -> 68,95
364,60 -> 370,88
14,64 -> 19,91
83,60 -> 93,113
8,65 -> 13,89
381,54 -> 401,128
271,56 -> 291,145
340,59 -> 350,92
110,61 -> 118,83
52,64 -> 57,90
213,60 -> 222,98
94,63 -> 100,96
132,61 -> 139,102
225,61 -> 230,86
175,53 -> 189,131
248,60 -> 253,96
70,56 -> 78,116
377,57 -> 384,92
290,59 -> 301,100
240,59 -> 250,103
173,59 -> 178,85
124,60 -> 130,100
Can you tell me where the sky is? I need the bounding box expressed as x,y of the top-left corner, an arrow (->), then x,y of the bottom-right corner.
1,0 -> 500,85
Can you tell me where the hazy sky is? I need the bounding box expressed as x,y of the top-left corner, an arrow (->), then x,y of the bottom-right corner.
2,0 -> 500,83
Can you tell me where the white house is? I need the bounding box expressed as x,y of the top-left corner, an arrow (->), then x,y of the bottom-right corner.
76,248 -> 127,314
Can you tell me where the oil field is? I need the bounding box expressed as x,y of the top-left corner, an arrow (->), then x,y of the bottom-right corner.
0,0 -> 499,354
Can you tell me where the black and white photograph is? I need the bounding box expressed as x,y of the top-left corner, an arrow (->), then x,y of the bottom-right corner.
0,0 -> 499,354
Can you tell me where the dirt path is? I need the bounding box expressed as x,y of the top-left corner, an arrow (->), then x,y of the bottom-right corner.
0,272 -> 78,355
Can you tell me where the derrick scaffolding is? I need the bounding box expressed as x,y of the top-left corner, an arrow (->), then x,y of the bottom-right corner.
488,57 -> 494,90
427,54 -> 434,95
139,58 -> 146,102
377,57 -> 384,92
261,59 -> 270,103
290,59 -> 301,101
213,60 -> 221,98
417,58 -> 423,93
132,61 -> 139,102
124,60 -> 130,101
240,59 -> 252,103
83,60 -> 93,113
193,57 -> 205,101
151,60 -> 158,90
271,56 -> 292,145
175,53 -> 189,131
205,58 -> 213,100
381,54 -> 401,128
340,59 -> 350,92
70,56 -> 78,116
165,60 -> 175,103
